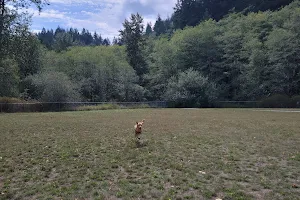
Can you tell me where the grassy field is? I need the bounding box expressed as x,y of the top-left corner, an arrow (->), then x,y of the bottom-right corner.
0,109 -> 299,200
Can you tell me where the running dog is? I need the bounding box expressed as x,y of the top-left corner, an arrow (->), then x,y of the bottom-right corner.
134,119 -> 145,140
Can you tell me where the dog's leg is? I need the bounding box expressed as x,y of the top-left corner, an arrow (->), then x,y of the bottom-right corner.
135,133 -> 141,140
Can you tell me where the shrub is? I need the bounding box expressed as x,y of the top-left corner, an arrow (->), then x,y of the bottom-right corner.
164,69 -> 218,108
259,94 -> 291,108
0,59 -> 20,97
30,71 -> 81,102
290,95 -> 300,108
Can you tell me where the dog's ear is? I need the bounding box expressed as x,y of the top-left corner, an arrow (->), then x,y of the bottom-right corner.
136,121 -> 138,124
142,119 -> 145,123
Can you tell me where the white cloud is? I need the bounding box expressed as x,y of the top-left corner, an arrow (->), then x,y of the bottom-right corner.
33,9 -> 66,19
31,29 -> 42,33
49,0 -> 124,5
30,0 -> 176,40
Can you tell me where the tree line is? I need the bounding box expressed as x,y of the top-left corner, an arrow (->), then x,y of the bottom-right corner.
1,0 -> 300,107
145,0 -> 294,36
121,0 -> 300,106
37,27 -> 116,52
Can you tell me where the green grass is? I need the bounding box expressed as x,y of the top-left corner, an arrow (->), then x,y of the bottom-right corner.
0,109 -> 299,199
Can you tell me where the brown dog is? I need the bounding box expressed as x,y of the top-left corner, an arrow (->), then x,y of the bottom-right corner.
134,119 -> 145,140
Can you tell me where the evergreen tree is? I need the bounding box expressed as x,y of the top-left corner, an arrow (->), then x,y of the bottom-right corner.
38,27 -> 53,49
164,17 -> 173,35
119,13 -> 148,81
154,15 -> 166,36
102,38 -> 110,46
112,37 -> 118,45
112,37 -> 123,46
96,33 -> 103,45
93,32 -> 102,45
172,0 -> 294,30
73,28 -> 80,43
145,22 -> 153,36
52,32 -> 73,52
172,0 -> 202,29
84,30 -> 93,45
54,26 -> 65,36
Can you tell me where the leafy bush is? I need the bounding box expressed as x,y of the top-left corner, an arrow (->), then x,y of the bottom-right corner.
164,68 -> 218,107
259,94 -> 291,108
0,59 -> 20,97
29,71 -> 81,102
290,95 -> 300,108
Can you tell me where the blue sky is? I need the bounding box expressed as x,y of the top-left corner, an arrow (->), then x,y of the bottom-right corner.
28,0 -> 177,40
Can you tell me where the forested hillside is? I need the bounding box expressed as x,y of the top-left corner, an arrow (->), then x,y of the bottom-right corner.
1,0 -> 300,107
172,0 -> 294,29
37,27 -> 116,52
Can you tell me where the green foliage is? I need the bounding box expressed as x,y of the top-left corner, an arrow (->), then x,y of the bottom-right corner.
259,94 -> 291,108
29,71 -> 80,102
52,32 -> 73,52
291,95 -> 300,108
39,46 -> 146,102
147,1 -> 300,105
37,27 -> 111,49
172,19 -> 222,76
145,38 -> 178,100
172,0 -> 293,30
259,94 -> 300,108
0,0 -> 47,99
266,26 -> 300,96
12,34 -> 43,78
153,15 -> 166,36
2,0 -> 300,108
145,23 -> 153,36
0,59 -> 20,97
0,0 -> 48,56
119,13 -> 148,80
164,68 -> 217,107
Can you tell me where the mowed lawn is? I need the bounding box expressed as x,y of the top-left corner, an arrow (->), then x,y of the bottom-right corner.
0,109 -> 299,200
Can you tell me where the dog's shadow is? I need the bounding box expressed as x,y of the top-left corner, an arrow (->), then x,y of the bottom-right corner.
135,139 -> 148,148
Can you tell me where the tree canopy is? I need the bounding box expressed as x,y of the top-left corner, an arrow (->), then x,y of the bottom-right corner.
1,0 -> 300,108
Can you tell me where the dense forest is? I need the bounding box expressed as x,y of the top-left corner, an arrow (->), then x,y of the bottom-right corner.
37,27 -> 114,51
1,0 -> 300,107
